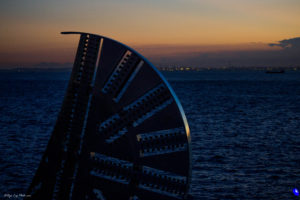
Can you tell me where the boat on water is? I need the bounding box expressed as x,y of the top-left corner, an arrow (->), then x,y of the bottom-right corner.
265,69 -> 285,74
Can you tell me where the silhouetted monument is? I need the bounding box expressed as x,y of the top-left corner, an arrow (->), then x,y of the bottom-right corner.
26,32 -> 191,200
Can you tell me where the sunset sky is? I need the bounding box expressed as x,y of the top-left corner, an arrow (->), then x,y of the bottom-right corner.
0,0 -> 299,68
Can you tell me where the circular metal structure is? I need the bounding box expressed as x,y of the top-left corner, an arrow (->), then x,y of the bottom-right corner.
27,32 -> 191,200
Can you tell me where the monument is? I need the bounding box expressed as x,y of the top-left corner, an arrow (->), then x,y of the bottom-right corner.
26,32 -> 191,200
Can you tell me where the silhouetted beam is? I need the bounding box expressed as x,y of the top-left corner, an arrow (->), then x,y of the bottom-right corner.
27,31 -> 191,200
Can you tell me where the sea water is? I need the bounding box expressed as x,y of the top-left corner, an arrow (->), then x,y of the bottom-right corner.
0,70 -> 299,199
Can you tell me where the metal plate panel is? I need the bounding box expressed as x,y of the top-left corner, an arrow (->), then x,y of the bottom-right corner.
26,32 -> 191,200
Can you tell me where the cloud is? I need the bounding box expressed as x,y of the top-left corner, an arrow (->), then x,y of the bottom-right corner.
143,37 -> 300,68
269,37 -> 300,49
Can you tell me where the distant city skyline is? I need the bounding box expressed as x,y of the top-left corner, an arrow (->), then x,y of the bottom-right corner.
1,0 -> 300,68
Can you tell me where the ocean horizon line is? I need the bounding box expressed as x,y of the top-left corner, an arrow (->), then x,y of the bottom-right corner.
0,65 -> 300,72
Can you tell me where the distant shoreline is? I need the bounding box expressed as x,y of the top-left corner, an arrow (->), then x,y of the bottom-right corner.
0,66 -> 300,72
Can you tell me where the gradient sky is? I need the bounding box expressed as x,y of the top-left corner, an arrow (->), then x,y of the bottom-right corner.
0,0 -> 300,67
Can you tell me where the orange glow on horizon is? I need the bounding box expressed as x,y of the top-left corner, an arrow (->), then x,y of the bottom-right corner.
0,0 -> 299,67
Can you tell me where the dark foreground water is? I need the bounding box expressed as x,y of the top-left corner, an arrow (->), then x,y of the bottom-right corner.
0,70 -> 300,199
